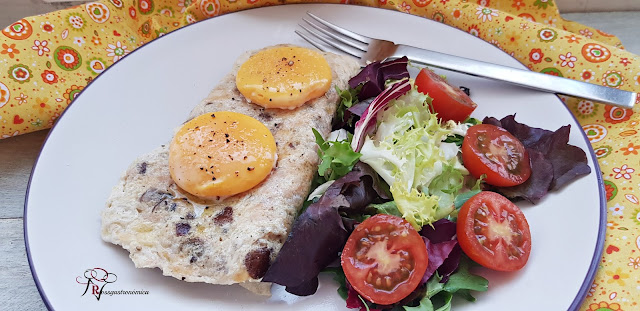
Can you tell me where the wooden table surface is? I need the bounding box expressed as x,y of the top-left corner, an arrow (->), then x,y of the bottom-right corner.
1,2 -> 640,310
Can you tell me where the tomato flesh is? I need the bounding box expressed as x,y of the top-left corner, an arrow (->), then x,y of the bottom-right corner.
341,214 -> 428,305
462,124 -> 531,187
415,68 -> 477,122
457,191 -> 531,272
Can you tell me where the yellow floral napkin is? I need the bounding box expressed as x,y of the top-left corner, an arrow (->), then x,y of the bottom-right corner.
1,0 -> 639,310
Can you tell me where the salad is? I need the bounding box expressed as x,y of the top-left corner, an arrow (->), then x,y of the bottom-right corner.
262,57 -> 591,310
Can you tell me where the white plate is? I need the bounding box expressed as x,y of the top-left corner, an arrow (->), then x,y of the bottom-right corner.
25,4 -> 605,311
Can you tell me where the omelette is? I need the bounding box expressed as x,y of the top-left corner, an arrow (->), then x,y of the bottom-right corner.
100,45 -> 360,295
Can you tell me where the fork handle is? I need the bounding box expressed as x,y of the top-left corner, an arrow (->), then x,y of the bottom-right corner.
396,45 -> 636,109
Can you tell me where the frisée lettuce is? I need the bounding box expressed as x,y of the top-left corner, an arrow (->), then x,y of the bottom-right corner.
358,86 -> 469,230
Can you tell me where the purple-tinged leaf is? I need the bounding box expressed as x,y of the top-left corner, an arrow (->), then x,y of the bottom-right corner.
437,245 -> 462,283
334,99 -> 373,131
495,149 -> 553,203
346,100 -> 371,118
482,115 -> 591,202
528,125 -> 591,190
261,163 -> 388,295
422,238 -> 458,282
351,80 -> 412,152
345,281 -> 381,311
483,115 -> 553,148
420,219 -> 457,243
349,57 -> 410,100
418,219 -> 462,284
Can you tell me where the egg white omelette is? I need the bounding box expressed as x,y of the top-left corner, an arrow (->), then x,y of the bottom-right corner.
100,45 -> 360,295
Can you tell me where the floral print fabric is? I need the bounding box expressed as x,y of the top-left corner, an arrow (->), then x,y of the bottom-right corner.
1,0 -> 639,309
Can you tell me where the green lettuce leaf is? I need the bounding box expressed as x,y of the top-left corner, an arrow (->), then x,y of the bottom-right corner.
322,267 -> 349,300
405,256 -> 488,311
367,201 -> 402,217
335,85 -> 361,127
313,128 -> 361,181
358,87 -> 469,230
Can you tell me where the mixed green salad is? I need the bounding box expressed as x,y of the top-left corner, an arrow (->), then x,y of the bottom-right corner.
262,57 -> 591,310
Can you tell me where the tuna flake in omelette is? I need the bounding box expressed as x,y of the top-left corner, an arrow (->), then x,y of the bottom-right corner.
100,45 -> 360,294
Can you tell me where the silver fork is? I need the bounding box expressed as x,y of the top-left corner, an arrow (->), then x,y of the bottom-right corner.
296,12 -> 636,109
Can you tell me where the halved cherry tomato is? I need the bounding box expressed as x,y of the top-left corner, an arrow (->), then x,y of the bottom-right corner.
462,124 -> 531,187
457,191 -> 531,272
415,68 -> 477,122
341,214 -> 428,305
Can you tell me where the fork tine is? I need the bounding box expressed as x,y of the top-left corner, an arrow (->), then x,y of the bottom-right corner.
295,29 -> 330,52
306,12 -> 372,45
301,18 -> 368,52
297,24 -> 364,59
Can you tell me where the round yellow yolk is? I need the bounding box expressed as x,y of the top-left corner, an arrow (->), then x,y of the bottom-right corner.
235,46 -> 332,109
168,111 -> 276,198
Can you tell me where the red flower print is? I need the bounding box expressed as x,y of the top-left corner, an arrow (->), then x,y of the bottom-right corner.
41,70 -> 58,84
604,105 -> 633,124
579,28 -> 593,38
529,48 -> 543,64
605,183 -> 615,201
40,22 -> 54,33
15,68 -> 28,79
400,1 -> 412,12
512,0 -> 525,10
559,52 -> 577,68
138,0 -> 153,14
477,0 -> 490,6
543,70 -> 561,77
468,25 -> 480,37
595,148 -> 607,157
581,70 -> 593,81
129,6 -> 137,19
56,48 -> 80,70
612,164 -> 634,179
620,58 -> 632,66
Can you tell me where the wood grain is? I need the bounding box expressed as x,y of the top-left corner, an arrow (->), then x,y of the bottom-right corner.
0,131 -> 49,219
0,1 -> 80,27
0,219 -> 47,311
557,0 -> 640,13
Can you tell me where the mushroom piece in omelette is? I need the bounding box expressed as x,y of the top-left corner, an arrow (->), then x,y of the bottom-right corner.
100,45 -> 360,295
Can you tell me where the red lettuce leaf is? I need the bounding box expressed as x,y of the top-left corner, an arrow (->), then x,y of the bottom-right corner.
334,99 -> 373,132
422,238 -> 458,283
494,149 -> 553,203
261,163 -> 388,295
482,115 -> 591,203
351,80 -> 412,152
419,219 -> 461,284
345,100 -> 371,119
348,57 -> 410,100
436,245 -> 462,284
420,218 -> 457,243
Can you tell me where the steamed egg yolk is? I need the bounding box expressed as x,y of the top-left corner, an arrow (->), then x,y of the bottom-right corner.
236,46 -> 332,109
168,111 -> 276,198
